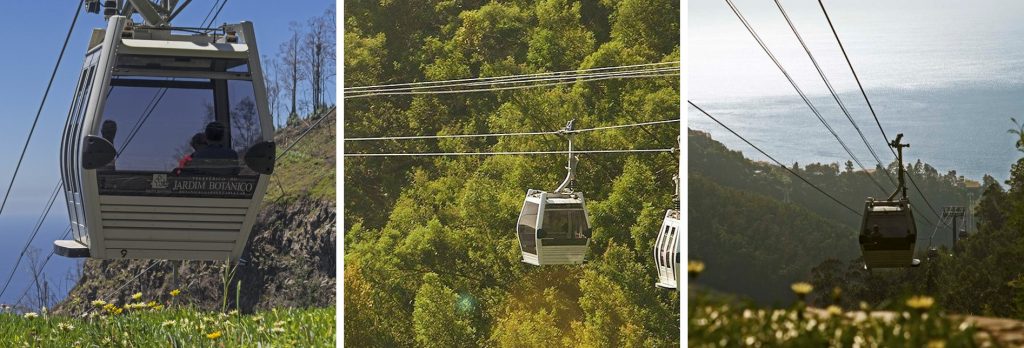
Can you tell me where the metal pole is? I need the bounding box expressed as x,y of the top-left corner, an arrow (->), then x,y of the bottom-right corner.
952,215 -> 958,252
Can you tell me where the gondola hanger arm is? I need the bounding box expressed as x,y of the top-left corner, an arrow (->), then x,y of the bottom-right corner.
555,119 -> 578,193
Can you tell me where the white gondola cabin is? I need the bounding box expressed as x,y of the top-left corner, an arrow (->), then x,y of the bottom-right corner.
54,13 -> 275,261
515,120 -> 591,265
516,189 -> 592,265
654,209 -> 680,289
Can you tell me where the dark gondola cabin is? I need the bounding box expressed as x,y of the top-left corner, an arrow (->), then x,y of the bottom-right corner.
516,189 -> 591,265
54,14 -> 275,261
654,209 -> 680,289
859,199 -> 918,268
857,134 -> 920,269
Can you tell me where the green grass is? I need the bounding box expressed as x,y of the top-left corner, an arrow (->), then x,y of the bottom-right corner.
0,306 -> 334,347
689,281 -> 978,347
265,114 -> 336,205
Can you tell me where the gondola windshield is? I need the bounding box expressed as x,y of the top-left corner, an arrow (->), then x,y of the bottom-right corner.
95,57 -> 265,199
541,204 -> 587,239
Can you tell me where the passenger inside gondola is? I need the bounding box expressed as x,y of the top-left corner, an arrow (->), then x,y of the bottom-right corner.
543,209 -> 584,239
174,132 -> 207,176
186,122 -> 240,175
99,120 -> 117,171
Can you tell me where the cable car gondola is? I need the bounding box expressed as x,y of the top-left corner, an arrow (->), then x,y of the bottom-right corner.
54,2 -> 275,261
653,175 -> 680,289
516,121 -> 591,266
859,134 -> 920,269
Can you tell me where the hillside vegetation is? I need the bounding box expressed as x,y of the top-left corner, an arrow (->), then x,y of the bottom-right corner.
344,0 -> 680,346
808,155 -> 1024,319
688,129 -> 979,304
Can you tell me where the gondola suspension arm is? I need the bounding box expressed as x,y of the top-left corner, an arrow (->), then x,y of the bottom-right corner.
888,134 -> 910,201
555,119 -> 578,194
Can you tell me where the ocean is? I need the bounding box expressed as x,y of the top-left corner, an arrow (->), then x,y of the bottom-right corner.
689,0 -> 1024,183
689,84 -> 1023,183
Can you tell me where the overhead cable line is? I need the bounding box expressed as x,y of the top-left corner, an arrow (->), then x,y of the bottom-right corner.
344,62 -> 679,91
199,0 -> 222,28
84,260 -> 166,316
278,106 -> 336,160
816,0 -> 944,221
0,0 -> 83,301
723,0 -> 887,195
345,66 -> 680,95
0,183 -> 65,300
690,101 -> 861,216
773,0 -> 896,188
345,118 -> 679,141
345,70 -> 680,99
14,227 -> 72,308
205,0 -> 228,28
344,148 -> 674,157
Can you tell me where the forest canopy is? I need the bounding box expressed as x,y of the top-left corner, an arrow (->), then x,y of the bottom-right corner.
344,0 -> 680,346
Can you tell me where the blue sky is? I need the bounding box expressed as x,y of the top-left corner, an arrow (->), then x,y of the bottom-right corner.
0,0 -> 334,305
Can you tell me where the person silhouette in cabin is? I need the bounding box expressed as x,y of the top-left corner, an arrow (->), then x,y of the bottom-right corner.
99,120 -> 117,171
187,121 -> 240,176
173,132 -> 207,176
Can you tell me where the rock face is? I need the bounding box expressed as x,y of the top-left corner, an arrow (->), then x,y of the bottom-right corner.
56,113 -> 336,314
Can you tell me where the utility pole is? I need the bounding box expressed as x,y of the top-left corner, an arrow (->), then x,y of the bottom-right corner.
942,206 -> 965,252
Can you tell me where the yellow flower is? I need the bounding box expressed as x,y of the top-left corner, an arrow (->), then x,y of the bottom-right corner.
791,282 -> 813,295
169,289 -> 181,297
91,300 -> 107,307
688,260 -> 705,278
826,305 -> 842,316
23,312 -> 38,319
161,320 -> 175,327
927,339 -> 946,348
907,296 -> 935,310
152,304 -> 165,311
131,292 -> 142,300
206,331 -> 222,340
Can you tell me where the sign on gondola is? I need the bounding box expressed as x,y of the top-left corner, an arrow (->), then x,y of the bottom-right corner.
98,172 -> 259,198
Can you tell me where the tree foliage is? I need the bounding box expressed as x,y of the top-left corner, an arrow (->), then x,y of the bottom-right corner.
688,129 -> 981,304
344,0 -> 679,345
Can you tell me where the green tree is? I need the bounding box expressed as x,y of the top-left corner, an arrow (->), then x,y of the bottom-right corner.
413,273 -> 476,348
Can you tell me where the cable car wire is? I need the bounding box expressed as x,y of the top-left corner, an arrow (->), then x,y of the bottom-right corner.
84,260 -> 166,316
345,118 -> 679,141
723,0 -> 887,195
691,101 -> 861,216
204,0 -> 228,28
773,0 -> 896,188
816,0 -> 944,221
278,106 -> 336,160
345,66 -> 680,95
14,227 -> 71,307
199,0 -> 222,28
0,1 -> 82,301
0,183 -> 65,300
345,71 -> 680,99
344,62 -> 679,91
344,148 -> 674,157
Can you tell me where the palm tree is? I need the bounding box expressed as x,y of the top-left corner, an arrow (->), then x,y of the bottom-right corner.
1009,118 -> 1024,153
